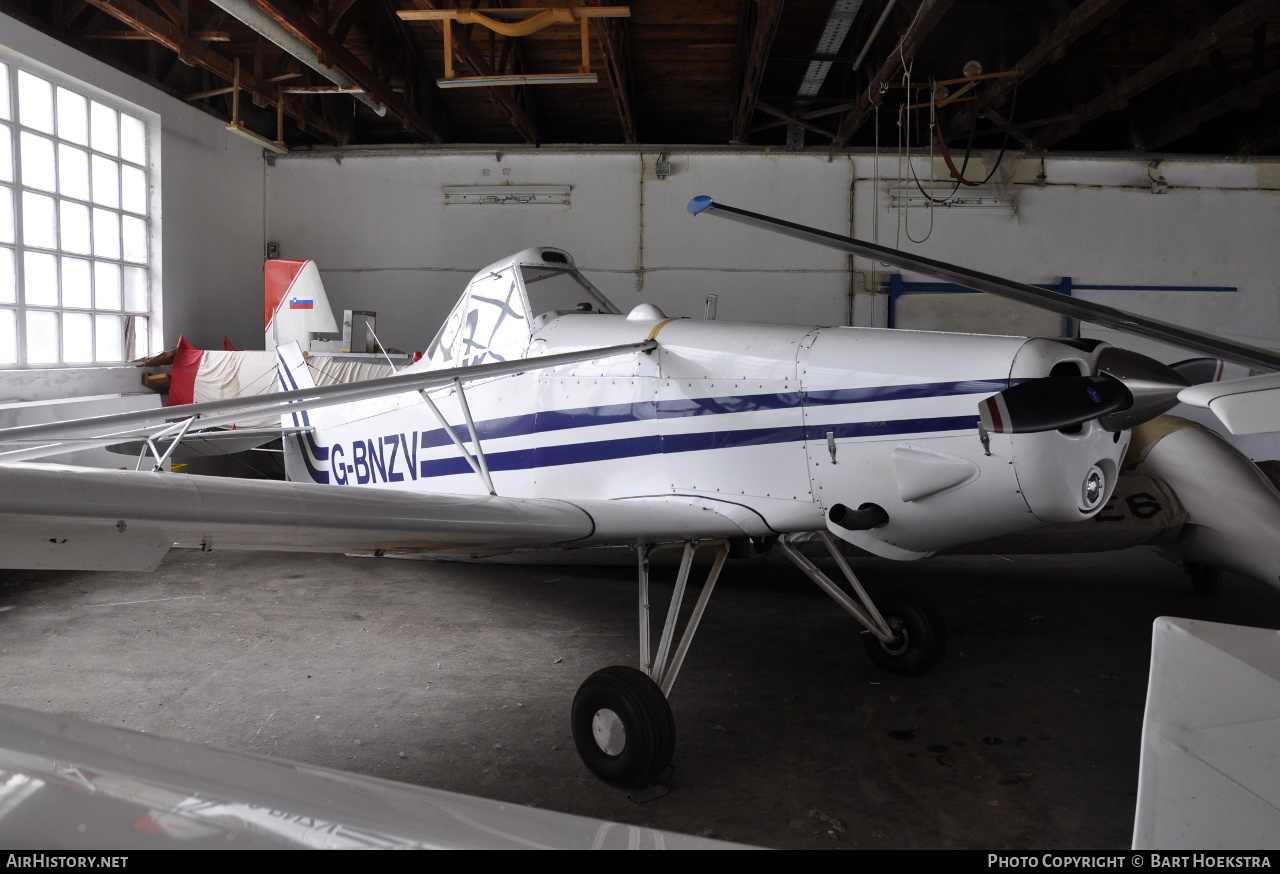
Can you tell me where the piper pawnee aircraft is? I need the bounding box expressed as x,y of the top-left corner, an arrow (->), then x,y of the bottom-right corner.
0,196 -> 1277,789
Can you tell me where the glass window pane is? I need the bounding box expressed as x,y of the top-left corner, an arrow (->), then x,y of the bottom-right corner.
122,265 -> 145,311
122,215 -> 145,263
0,309 -> 16,364
90,155 -> 118,207
26,310 -> 58,364
90,101 -> 117,156
0,247 -> 12,303
128,315 -> 148,359
0,125 -> 11,184
23,251 -> 58,306
119,114 -> 145,165
17,71 -> 54,134
61,256 -> 91,308
56,87 -> 88,145
0,62 -> 10,122
19,131 -> 56,192
120,164 -> 146,215
21,191 -> 57,249
95,313 -> 121,361
63,311 -> 92,363
91,208 -> 119,259
95,261 -> 121,309
0,186 -> 12,244
57,144 -> 89,200
59,200 -> 91,255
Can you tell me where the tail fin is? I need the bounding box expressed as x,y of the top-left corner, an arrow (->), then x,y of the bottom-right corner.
275,341 -> 333,484
264,260 -> 339,351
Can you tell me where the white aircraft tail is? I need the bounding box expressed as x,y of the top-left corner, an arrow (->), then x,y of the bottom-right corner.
264,260 -> 339,351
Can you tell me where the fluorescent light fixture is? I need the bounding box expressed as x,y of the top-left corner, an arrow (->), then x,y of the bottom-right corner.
444,185 -> 571,206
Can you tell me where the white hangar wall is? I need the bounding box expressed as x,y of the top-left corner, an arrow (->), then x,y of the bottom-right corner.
0,11 -> 264,399
265,149 -> 853,354
267,148 -> 1280,370
849,153 -> 1280,370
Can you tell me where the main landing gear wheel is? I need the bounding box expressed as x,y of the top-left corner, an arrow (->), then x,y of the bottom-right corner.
571,665 -> 675,788
863,596 -> 947,676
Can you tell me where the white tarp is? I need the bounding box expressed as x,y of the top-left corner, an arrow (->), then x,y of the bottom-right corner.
1133,617 -> 1280,849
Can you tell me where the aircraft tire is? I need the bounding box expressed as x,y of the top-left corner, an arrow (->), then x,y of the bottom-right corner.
571,665 -> 675,788
862,596 -> 947,676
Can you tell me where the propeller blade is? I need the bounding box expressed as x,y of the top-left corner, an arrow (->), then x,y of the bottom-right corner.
979,376 -> 1131,434
1171,357 -> 1224,386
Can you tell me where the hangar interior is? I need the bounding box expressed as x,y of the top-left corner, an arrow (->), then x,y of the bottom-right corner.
1,0 -> 1280,850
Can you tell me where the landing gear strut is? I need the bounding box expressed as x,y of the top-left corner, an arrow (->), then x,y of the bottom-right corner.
778,532 -> 946,676
570,540 -> 728,788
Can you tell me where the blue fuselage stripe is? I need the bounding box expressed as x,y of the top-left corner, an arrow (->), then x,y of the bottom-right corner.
411,415 -> 982,480
299,378 -> 1005,484
419,379 -> 1008,449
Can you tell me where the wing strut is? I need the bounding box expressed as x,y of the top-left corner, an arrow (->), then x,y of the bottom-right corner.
417,384 -> 497,496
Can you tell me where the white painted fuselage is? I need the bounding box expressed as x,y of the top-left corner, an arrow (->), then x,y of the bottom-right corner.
283,248 -> 1129,559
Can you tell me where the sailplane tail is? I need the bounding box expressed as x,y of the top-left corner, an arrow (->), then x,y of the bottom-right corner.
264,260 -> 339,351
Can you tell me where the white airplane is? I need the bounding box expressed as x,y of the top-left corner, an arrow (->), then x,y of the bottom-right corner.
0,196 -> 1276,789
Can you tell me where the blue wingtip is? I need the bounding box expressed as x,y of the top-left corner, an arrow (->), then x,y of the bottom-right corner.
687,195 -> 714,215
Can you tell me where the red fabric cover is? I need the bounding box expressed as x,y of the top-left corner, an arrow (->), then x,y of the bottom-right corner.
222,337 -> 240,351
263,260 -> 307,330
166,336 -> 204,406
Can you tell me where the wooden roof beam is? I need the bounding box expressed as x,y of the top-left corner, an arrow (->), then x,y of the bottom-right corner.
1139,65 -> 1280,150
1034,0 -> 1280,149
406,0 -> 538,143
371,0 -> 448,142
81,0 -> 345,143
731,0 -> 784,144
586,0 -> 635,143
245,0 -> 441,143
949,0 -> 1132,136
833,0 -> 955,147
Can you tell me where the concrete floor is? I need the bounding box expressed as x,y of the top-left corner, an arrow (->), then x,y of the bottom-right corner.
1,545 -> 1278,850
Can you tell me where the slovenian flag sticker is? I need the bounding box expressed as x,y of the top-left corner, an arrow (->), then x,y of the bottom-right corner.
289,298 -> 314,310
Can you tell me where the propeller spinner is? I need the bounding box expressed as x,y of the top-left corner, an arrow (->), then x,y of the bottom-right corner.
978,347 -> 1192,435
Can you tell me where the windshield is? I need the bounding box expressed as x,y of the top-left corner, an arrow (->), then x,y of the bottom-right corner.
521,266 -> 619,317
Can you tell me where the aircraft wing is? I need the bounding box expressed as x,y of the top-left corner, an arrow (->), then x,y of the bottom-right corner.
0,340 -> 657,458
0,462 -> 760,571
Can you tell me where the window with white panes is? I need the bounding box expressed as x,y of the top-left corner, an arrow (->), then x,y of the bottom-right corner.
0,55 -> 154,366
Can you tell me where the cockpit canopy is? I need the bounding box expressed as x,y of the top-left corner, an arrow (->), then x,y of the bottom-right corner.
424,248 -> 619,369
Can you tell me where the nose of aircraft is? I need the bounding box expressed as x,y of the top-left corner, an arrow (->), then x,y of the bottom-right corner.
979,346 -> 1191,435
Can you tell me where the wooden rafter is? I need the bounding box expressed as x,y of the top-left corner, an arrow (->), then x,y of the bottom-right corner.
754,101 -> 835,140
586,0 -> 635,142
1140,65 -> 1280,150
405,0 -> 539,143
88,29 -> 230,40
81,0 -> 346,143
246,0 -> 441,143
372,0 -> 448,139
730,0 -> 783,144
947,0 -> 1132,137
833,0 -> 955,147
1033,0 -> 1280,149
152,0 -> 185,27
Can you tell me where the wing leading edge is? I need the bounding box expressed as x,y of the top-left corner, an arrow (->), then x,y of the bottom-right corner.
0,463 -> 758,571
